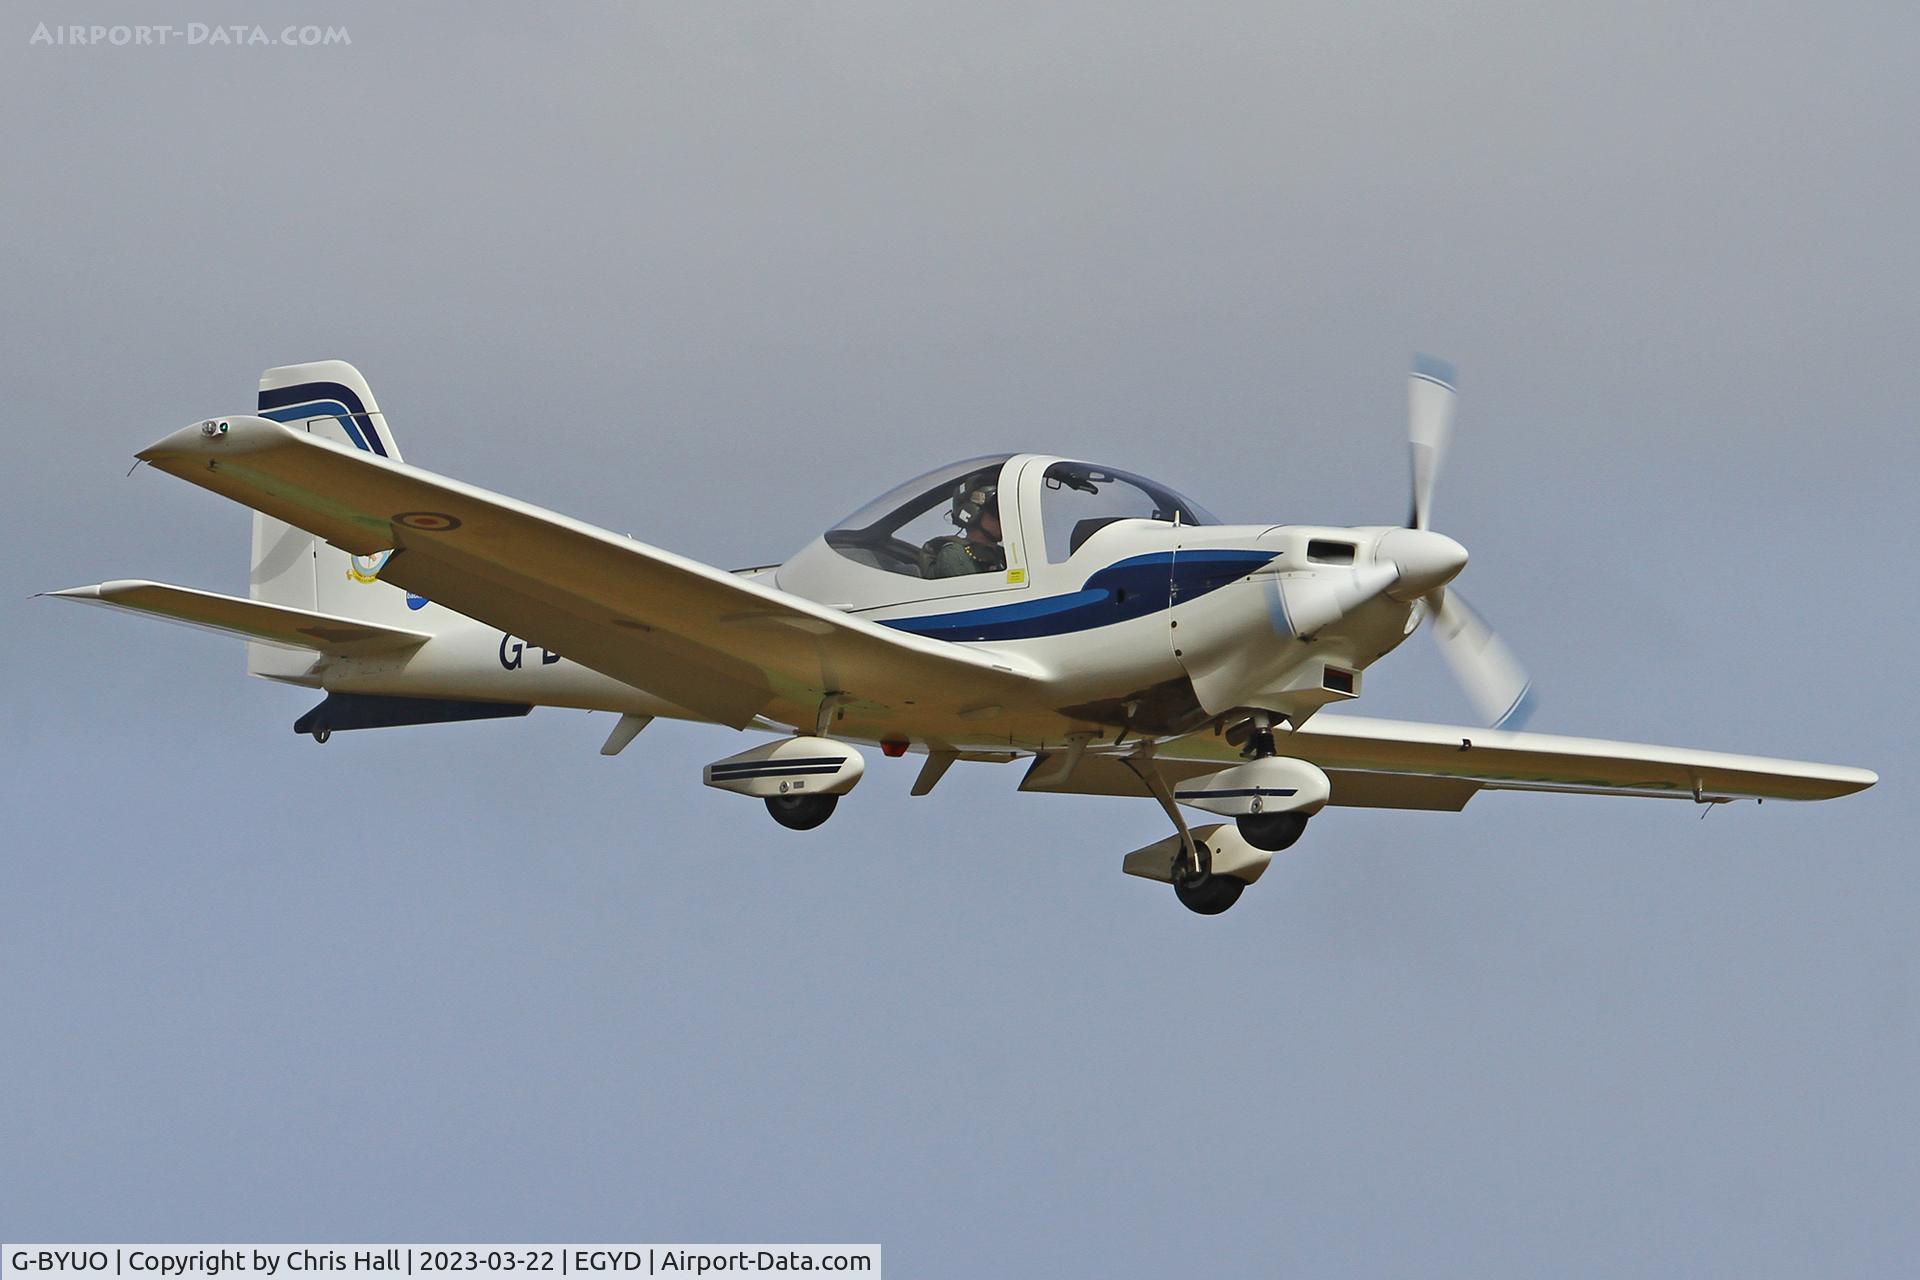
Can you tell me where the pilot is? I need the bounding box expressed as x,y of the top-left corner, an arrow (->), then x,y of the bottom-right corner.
921,482 -> 1006,578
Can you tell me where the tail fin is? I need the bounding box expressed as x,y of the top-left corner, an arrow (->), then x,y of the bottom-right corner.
256,359 -> 402,461
247,360 -> 429,679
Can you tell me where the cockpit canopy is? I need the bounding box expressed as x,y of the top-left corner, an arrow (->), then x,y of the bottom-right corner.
824,455 -> 1014,579
823,454 -> 1218,580
1034,459 -> 1216,562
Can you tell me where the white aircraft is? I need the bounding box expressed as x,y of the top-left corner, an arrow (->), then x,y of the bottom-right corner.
49,358 -> 1874,914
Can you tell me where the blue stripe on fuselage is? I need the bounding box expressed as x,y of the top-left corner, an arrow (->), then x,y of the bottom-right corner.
881,549 -> 1276,641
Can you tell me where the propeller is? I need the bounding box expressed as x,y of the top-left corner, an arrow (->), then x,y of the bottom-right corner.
1407,355 -> 1457,532
1427,589 -> 1535,728
1401,357 -> 1535,729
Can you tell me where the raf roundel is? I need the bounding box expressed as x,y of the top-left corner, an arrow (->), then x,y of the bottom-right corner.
392,510 -> 462,532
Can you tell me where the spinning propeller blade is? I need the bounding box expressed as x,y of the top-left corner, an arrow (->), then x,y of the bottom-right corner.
1427,588 -> 1535,728
1407,355 -> 1457,532
1405,356 -> 1535,728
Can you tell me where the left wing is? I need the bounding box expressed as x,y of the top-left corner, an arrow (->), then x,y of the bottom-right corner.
134,416 -> 1050,729
1023,712 -> 1875,808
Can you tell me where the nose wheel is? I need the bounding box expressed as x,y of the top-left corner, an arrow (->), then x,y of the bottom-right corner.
1236,810 -> 1307,851
765,793 -> 838,830
1231,711 -> 1310,851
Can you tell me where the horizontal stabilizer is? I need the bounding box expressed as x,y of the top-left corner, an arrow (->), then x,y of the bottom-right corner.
43,580 -> 431,657
294,692 -> 530,735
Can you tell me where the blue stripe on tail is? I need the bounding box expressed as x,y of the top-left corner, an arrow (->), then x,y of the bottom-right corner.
258,380 -> 388,457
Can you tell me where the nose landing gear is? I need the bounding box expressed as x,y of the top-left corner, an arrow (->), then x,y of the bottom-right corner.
704,736 -> 865,831
1237,810 -> 1307,852
765,793 -> 839,831
1233,711 -> 1311,851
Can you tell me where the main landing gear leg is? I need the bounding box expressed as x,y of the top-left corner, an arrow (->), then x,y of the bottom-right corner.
1122,746 -> 1245,916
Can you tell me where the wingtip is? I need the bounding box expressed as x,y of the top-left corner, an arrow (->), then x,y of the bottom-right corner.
136,415 -> 292,465
134,424 -> 210,464
1839,767 -> 1878,794
40,581 -> 157,603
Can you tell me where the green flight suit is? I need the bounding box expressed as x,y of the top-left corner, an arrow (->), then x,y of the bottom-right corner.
922,535 -> 1006,578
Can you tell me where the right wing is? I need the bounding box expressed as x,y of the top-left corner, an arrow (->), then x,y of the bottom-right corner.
1023,712 -> 1875,808
133,416 -> 1051,729
1251,713 -> 1876,802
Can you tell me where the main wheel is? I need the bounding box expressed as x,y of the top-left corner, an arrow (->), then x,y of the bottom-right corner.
765,792 -> 838,831
1237,811 -> 1307,852
1171,839 -> 1244,914
1174,872 -> 1245,915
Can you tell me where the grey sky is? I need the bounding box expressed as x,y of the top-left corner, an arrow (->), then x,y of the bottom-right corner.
3,3 -> 1914,1274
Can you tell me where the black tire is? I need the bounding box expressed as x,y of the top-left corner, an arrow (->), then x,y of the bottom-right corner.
1237,811 -> 1307,852
765,792 -> 838,831
1174,873 -> 1245,915
312,728 -> 331,744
